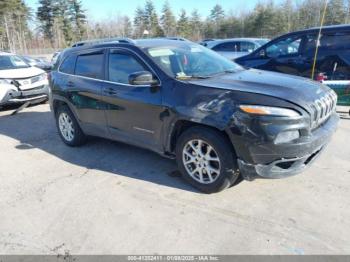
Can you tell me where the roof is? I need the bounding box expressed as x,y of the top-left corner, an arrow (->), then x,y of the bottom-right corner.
282,24 -> 350,37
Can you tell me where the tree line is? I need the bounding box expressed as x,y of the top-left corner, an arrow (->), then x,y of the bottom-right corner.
1,0 -> 350,54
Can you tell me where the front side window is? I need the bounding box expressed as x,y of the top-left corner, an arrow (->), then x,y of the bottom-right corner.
108,52 -> 147,84
144,44 -> 242,79
266,36 -> 302,58
75,52 -> 104,79
0,55 -> 30,70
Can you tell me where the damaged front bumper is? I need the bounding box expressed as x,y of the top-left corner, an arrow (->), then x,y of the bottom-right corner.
0,84 -> 49,106
228,112 -> 339,180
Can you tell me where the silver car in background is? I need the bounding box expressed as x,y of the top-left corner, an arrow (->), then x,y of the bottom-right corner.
201,38 -> 269,60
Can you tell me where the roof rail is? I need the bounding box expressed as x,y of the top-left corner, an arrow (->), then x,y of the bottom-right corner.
71,37 -> 135,47
160,37 -> 190,41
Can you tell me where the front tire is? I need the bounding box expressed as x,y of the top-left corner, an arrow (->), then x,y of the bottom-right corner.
176,127 -> 240,193
56,105 -> 86,146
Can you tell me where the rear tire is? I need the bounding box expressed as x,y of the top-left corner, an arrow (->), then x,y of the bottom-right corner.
55,105 -> 87,146
176,127 -> 240,193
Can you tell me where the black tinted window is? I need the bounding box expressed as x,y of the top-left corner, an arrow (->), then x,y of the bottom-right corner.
320,33 -> 350,50
213,42 -> 239,52
75,53 -> 104,79
59,55 -> 76,74
108,52 -> 147,84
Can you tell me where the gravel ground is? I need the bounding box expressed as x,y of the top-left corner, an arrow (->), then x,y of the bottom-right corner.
0,104 -> 349,255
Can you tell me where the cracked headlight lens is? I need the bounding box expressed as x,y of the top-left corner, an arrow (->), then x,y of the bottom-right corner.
239,105 -> 300,117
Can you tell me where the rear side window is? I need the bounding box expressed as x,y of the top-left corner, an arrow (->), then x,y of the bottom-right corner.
108,52 -> 147,84
213,42 -> 239,52
75,52 -> 104,79
240,42 -> 256,52
59,55 -> 76,74
320,33 -> 350,50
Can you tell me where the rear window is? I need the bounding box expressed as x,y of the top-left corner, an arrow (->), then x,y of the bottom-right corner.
75,53 -> 104,79
59,55 -> 76,74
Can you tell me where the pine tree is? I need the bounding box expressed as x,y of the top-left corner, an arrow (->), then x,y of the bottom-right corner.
53,0 -> 73,46
160,1 -> 176,36
70,0 -> 87,41
134,6 -> 146,38
325,0 -> 346,25
177,9 -> 191,38
210,4 -> 225,22
144,0 -> 164,37
37,0 -> 55,44
209,4 -> 225,37
190,9 -> 202,41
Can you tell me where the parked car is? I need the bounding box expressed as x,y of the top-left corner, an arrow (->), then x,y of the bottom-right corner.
235,25 -> 350,106
202,38 -> 270,60
51,50 -> 62,65
0,52 -> 49,107
50,38 -> 338,193
20,55 -> 52,72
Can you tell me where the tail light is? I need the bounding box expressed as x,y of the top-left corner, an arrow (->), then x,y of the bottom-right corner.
316,73 -> 327,82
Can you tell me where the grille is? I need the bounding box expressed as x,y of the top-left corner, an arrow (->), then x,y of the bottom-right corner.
310,90 -> 337,129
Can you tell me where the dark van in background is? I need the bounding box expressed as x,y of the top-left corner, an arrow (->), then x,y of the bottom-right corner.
235,25 -> 350,106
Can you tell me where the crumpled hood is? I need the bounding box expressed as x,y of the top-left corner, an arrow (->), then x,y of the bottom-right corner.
190,69 -> 331,112
0,66 -> 44,79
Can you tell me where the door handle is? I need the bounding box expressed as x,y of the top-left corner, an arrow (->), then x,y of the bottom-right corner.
67,81 -> 75,88
104,87 -> 118,95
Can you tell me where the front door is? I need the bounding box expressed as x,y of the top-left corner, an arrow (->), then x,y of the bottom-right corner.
262,35 -> 305,76
101,49 -> 164,151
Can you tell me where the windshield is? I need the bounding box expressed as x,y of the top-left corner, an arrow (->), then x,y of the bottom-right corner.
144,44 -> 243,79
0,55 -> 30,70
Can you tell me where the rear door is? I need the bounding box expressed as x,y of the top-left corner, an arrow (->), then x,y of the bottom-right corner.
101,48 -> 164,151
68,49 -> 108,136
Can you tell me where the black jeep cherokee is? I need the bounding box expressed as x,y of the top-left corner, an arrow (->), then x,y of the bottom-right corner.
49,38 -> 339,193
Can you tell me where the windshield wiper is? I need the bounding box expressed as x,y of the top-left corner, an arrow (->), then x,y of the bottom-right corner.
175,75 -> 211,80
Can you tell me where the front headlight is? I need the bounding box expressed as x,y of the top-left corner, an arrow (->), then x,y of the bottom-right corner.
37,73 -> 48,81
0,79 -> 12,85
239,105 -> 300,117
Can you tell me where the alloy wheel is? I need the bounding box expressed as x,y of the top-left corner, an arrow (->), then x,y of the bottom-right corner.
182,139 -> 221,184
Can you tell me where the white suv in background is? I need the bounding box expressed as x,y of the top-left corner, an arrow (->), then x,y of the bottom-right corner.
0,52 -> 49,107
201,38 -> 269,60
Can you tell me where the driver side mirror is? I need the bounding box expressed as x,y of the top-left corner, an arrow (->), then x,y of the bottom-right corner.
128,71 -> 159,86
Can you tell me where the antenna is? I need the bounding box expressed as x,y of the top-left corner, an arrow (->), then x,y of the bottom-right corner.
311,0 -> 328,80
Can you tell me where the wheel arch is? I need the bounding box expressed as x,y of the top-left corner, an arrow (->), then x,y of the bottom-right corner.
166,119 -> 236,157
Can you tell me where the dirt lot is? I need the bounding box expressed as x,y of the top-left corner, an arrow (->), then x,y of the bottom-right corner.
0,104 -> 349,255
